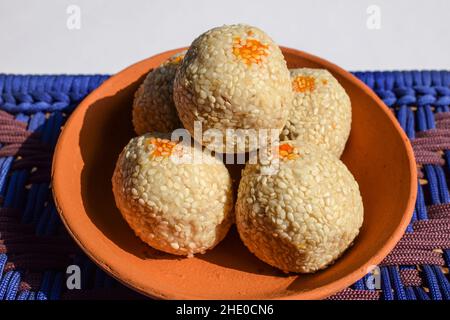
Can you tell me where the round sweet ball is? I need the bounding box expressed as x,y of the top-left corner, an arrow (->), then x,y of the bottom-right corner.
132,51 -> 186,135
235,141 -> 363,273
112,132 -> 234,256
280,68 -> 351,157
173,24 -> 293,152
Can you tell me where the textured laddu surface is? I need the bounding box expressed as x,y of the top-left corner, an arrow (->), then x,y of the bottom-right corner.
112,133 -> 234,257
173,24 -> 293,152
236,141 -> 363,273
0,71 -> 449,300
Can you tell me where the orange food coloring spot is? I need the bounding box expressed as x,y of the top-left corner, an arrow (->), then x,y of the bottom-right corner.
292,76 -> 315,93
164,54 -> 185,66
232,37 -> 269,66
278,143 -> 300,160
146,137 -> 178,158
321,79 -> 328,85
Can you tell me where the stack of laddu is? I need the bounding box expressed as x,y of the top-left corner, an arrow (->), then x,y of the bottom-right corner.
112,24 -> 363,273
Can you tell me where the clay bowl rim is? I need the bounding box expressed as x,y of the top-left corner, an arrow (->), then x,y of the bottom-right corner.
52,46 -> 417,300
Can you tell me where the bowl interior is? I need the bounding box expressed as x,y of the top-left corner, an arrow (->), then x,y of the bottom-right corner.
52,47 -> 416,299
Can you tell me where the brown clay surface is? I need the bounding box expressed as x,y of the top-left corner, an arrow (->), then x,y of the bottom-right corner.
52,47 -> 417,299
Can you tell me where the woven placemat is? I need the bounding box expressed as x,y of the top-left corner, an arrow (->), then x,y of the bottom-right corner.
0,71 -> 449,300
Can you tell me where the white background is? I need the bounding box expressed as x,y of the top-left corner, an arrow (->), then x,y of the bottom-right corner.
0,0 -> 449,74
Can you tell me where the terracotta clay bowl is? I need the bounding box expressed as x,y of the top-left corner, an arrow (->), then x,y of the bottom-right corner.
52,47 -> 417,300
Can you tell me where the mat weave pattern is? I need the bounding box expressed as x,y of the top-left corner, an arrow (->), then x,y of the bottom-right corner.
0,71 -> 449,300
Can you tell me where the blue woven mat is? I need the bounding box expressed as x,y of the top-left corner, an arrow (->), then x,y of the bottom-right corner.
0,71 -> 449,300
